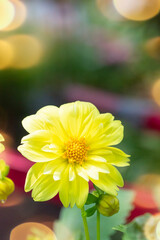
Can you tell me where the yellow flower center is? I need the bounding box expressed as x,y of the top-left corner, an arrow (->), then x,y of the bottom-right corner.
64,138 -> 88,165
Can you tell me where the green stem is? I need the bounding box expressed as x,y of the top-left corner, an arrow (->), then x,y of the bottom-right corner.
81,206 -> 90,240
97,211 -> 100,240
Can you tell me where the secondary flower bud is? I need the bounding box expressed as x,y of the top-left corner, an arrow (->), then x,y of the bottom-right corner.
97,194 -> 119,217
0,159 -> 9,179
0,177 -> 15,203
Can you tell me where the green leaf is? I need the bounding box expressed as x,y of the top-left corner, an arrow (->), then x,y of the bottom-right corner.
86,206 -> 97,217
93,184 -> 104,195
113,224 -> 127,233
85,193 -> 98,205
122,214 -> 151,240
54,189 -> 135,240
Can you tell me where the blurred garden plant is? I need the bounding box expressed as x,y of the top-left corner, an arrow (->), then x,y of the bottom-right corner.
18,101 -> 130,240
115,213 -> 160,240
0,134 -> 14,203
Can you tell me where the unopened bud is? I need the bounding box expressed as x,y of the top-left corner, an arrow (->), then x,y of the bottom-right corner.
97,194 -> 119,217
0,160 -> 9,179
0,177 -> 15,203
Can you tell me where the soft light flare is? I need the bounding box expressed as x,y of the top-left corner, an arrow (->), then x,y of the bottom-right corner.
0,40 -> 14,70
8,35 -> 43,69
145,37 -> 160,59
97,0 -> 125,21
113,0 -> 160,21
0,0 -> 15,30
10,222 -> 56,240
4,0 -> 27,31
152,79 -> 160,106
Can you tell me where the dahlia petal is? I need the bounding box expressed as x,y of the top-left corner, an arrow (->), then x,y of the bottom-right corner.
86,113 -> 114,139
76,165 -> 89,181
105,123 -> 124,146
37,106 -> 68,140
69,177 -> 77,208
75,175 -> 89,208
96,113 -> 114,125
69,165 -> 76,181
107,164 -> 124,187
85,161 -> 110,174
87,154 -> 108,163
91,172 -> 119,196
59,166 -> 70,207
88,134 -> 110,149
32,175 -> 60,201
59,166 -> 89,208
22,115 -> 45,133
86,168 -> 99,180
22,106 -> 68,141
18,130 -> 63,162
21,130 -> 62,147
53,162 -> 68,181
37,105 -> 59,117
25,162 -> 46,192
105,147 -> 130,166
88,116 -> 124,146
18,144 -> 59,162
83,161 -> 109,180
43,158 -> 66,174
59,101 -> 99,137
21,130 -> 51,143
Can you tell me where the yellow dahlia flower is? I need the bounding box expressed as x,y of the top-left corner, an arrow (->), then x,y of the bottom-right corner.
18,101 -> 130,208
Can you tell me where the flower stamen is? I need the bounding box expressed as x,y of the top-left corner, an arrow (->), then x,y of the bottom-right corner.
64,138 -> 88,165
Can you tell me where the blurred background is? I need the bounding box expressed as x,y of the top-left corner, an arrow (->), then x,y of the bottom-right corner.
1,0 -> 160,239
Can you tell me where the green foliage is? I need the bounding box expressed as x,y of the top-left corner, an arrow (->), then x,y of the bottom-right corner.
115,214 -> 151,240
85,206 -> 97,217
54,189 -> 134,240
85,193 -> 98,205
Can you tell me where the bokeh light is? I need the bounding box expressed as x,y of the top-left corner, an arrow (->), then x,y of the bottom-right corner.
0,0 -> 15,30
135,174 -> 160,208
145,37 -> 160,59
113,0 -> 160,21
10,222 -> 56,240
8,35 -> 43,69
152,79 -> 160,106
0,40 -> 14,70
156,221 -> 160,240
144,214 -> 160,240
4,0 -> 27,31
97,0 -> 125,21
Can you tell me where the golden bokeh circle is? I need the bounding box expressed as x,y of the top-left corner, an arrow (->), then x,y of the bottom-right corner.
8,35 -> 43,69
113,0 -> 160,21
145,37 -> 160,59
10,222 -> 56,240
4,0 -> 27,31
97,0 -> 125,21
0,40 -> 14,70
152,79 -> 160,106
0,0 -> 15,30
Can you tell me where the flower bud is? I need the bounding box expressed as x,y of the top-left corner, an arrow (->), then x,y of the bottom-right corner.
97,194 -> 119,217
0,177 -> 15,203
0,159 -> 9,179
